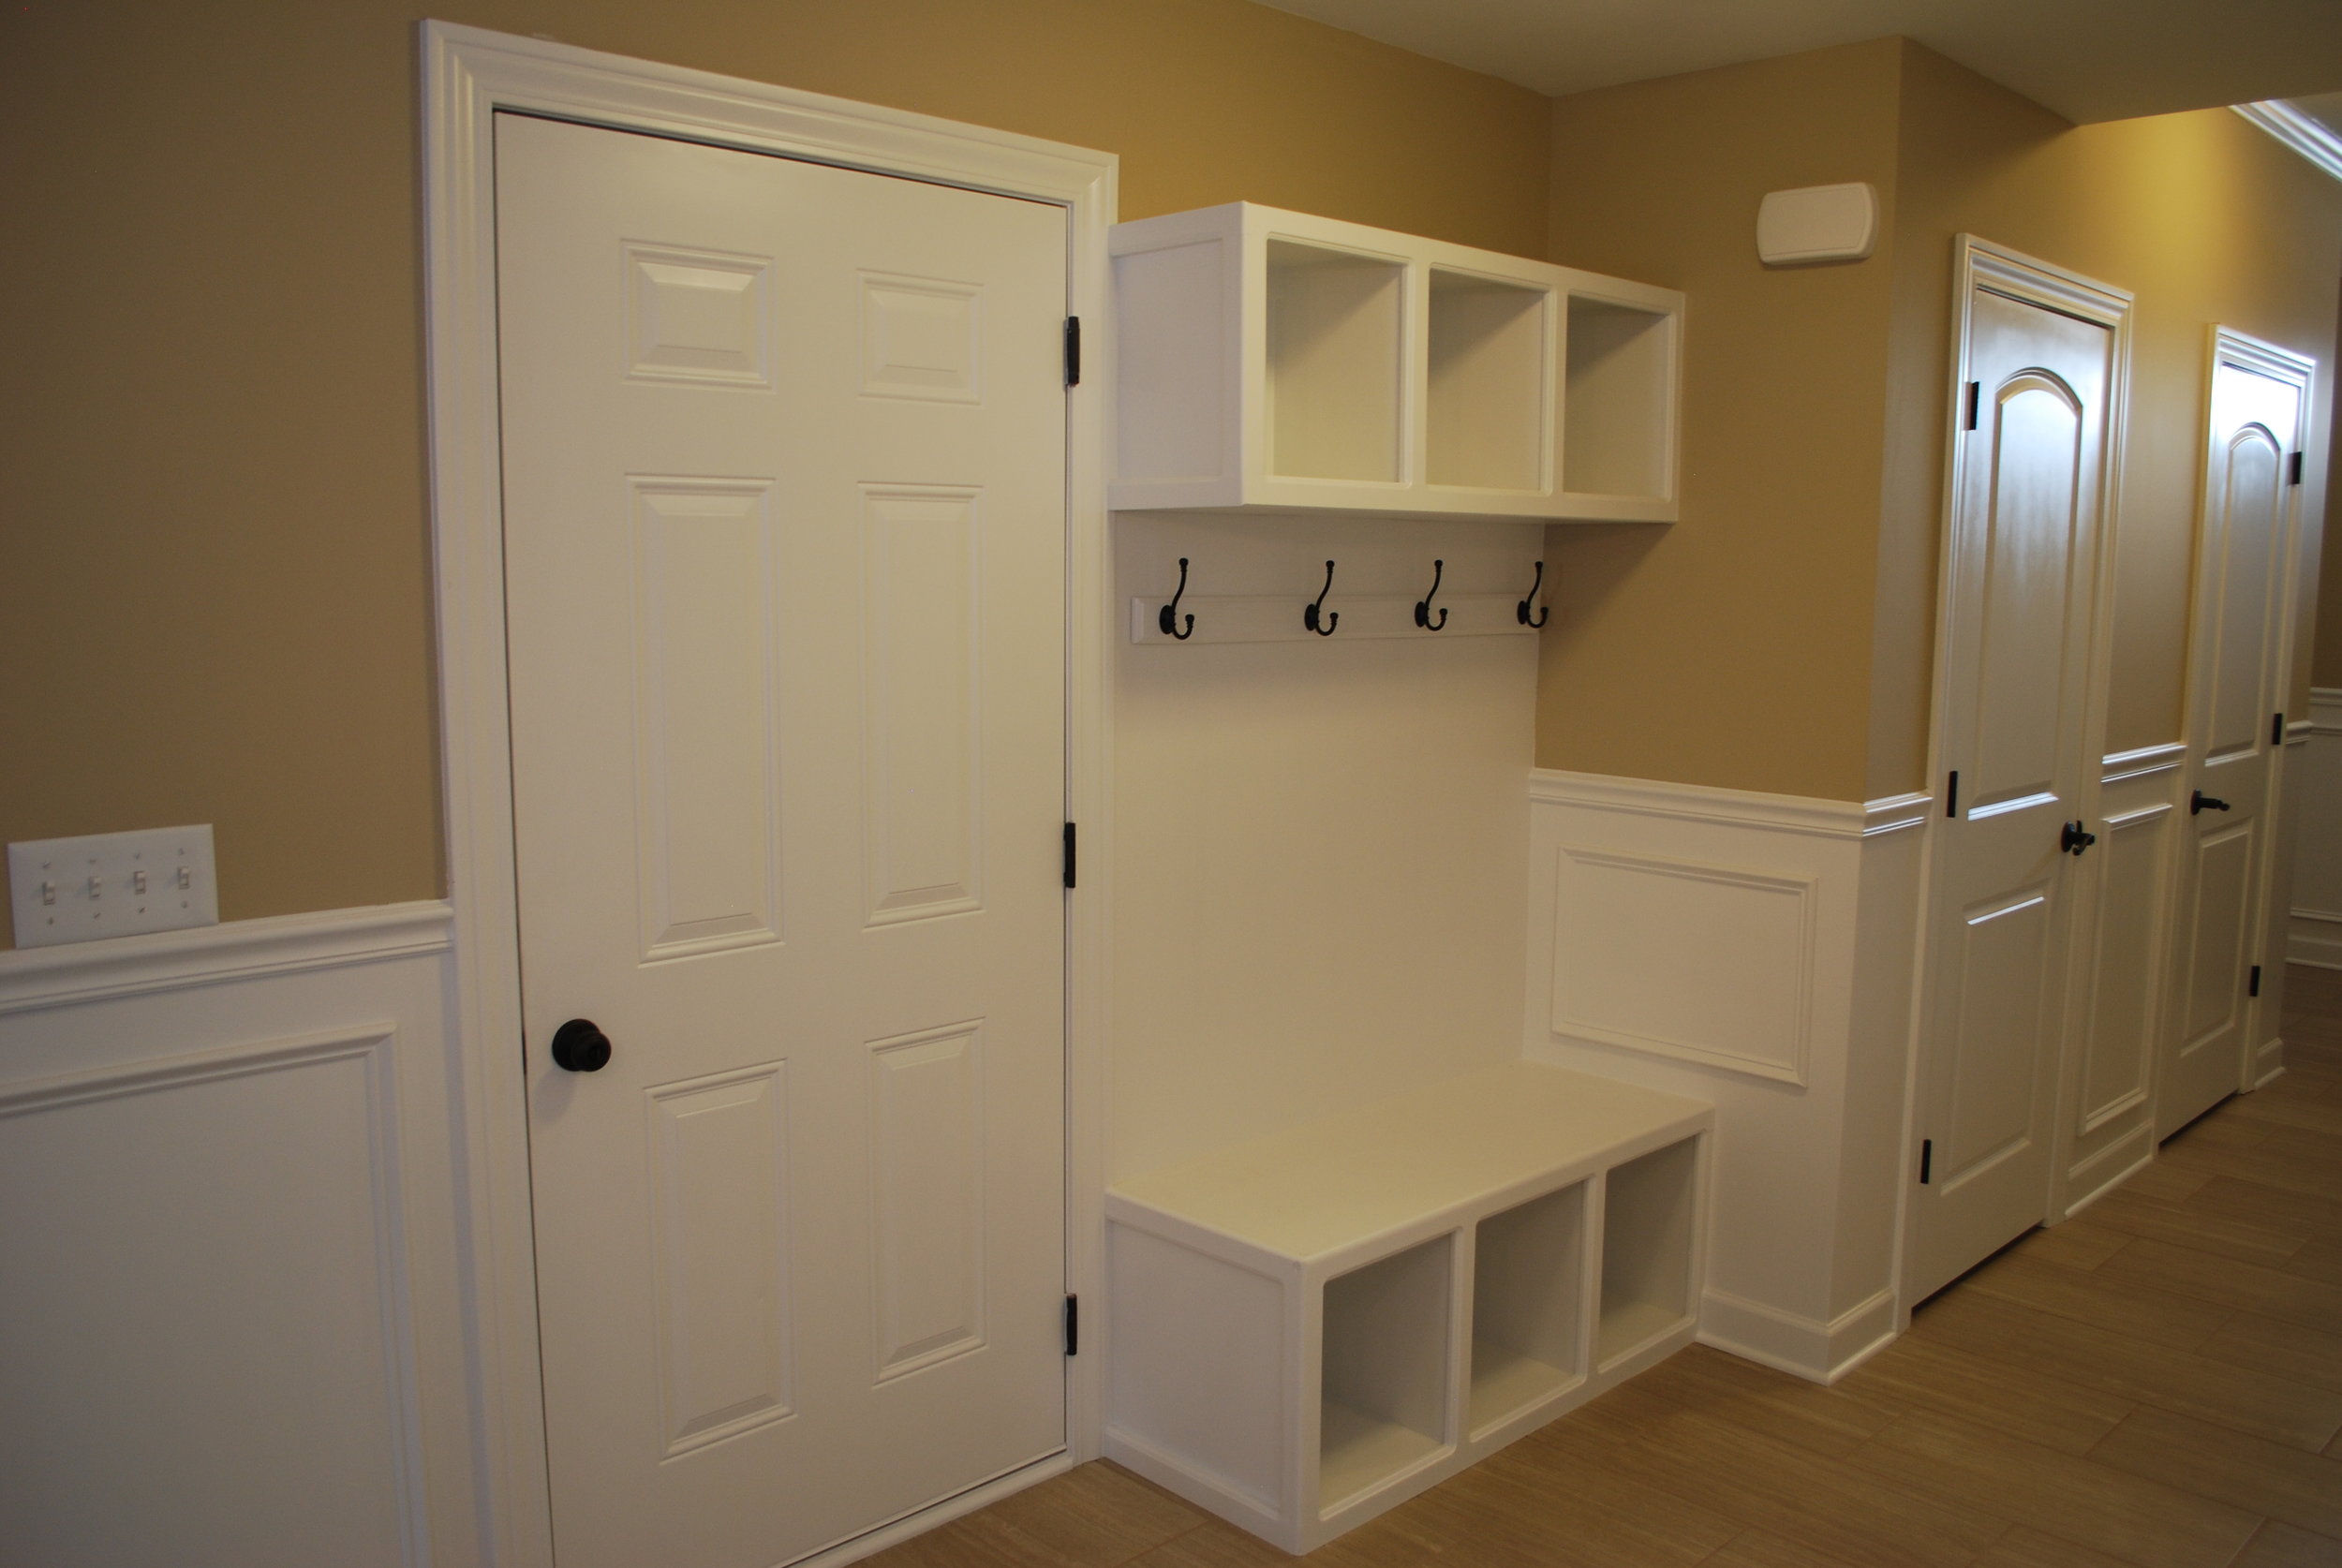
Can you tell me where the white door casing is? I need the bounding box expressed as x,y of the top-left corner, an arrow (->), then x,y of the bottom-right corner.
421,26 -> 1116,1568
1908,239 -> 2130,1306
2161,331 -> 2312,1135
497,113 -> 1070,1568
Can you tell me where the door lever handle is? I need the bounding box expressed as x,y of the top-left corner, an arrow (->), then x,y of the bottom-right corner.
2061,820 -> 2097,856
2190,791 -> 2231,815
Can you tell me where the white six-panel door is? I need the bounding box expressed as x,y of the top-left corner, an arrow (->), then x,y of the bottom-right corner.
495,112 -> 1069,1568
2162,335 -> 2309,1135
1911,275 -> 2119,1305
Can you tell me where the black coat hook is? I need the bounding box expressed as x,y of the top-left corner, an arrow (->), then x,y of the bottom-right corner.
1158,556 -> 1194,641
1303,560 -> 1339,636
1414,559 -> 1448,630
1518,560 -> 1549,628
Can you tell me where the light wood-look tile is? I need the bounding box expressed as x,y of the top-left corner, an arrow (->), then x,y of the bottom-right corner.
2013,1218 -> 2134,1270
1961,1249 -> 2235,1351
2118,1159 -> 2215,1203
2088,1405 -> 2342,1539
1971,1525 -> 2172,1568
2197,1313 -> 2342,1405
2079,1185 -> 2312,1266
1920,1288 -> 2342,1450
2096,1236 -> 2342,1338
1536,1380 -> 2006,1568
2232,1519 -> 2342,1568
1697,1529 -> 1873,1568
1846,1407 -> 2260,1568
1837,1328 -> 2136,1457
1631,1343 -> 1898,1458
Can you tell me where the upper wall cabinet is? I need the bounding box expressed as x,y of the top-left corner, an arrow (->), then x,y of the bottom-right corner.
1111,203 -> 1682,523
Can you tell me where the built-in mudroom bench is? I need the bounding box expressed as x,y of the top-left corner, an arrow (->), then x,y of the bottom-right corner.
1103,1062 -> 1712,1554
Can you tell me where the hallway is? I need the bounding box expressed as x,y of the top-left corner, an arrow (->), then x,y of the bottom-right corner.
867,965 -> 2342,1568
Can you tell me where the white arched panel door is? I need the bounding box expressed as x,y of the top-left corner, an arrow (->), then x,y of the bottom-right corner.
2163,333 -> 2311,1135
1910,247 -> 2127,1307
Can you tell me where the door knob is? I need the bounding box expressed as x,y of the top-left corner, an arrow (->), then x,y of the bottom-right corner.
2190,791 -> 2231,815
550,1018 -> 613,1072
2061,820 -> 2097,856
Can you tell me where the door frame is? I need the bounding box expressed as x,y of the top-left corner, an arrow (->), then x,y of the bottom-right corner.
2166,326 -> 2318,1109
419,23 -> 1118,1565
1898,234 -> 2133,1312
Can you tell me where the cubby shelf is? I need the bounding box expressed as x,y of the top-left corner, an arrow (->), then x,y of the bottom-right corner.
1104,1062 -> 1711,1554
1110,202 -> 1682,523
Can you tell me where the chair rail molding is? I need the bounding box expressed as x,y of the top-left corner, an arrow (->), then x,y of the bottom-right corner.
1525,767 -> 1927,1383
0,899 -> 451,1016
421,23 -> 1118,1563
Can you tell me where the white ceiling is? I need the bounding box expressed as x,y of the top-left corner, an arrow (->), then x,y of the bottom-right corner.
1255,0 -> 2342,124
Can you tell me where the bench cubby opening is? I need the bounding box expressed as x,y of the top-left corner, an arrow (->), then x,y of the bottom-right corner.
1597,1134 -> 1701,1367
1468,1179 -> 1587,1436
1319,1235 -> 1454,1510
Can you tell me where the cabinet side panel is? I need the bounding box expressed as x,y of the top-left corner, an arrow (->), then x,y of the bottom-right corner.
1116,242 -> 1227,485
1105,1222 -> 1284,1515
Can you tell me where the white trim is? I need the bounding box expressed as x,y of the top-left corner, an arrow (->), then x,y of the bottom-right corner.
1862,791 -> 1934,837
0,900 -> 452,1016
420,24 -> 1117,1564
1697,1285 -> 1896,1385
2101,741 -> 2186,783
2235,102 -> 2342,184
1529,767 -> 1864,839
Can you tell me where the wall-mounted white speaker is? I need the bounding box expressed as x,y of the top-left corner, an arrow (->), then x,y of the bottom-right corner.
1756,183 -> 1879,266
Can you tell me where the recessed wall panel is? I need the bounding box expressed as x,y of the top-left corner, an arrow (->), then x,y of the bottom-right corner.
630,479 -> 783,960
861,486 -> 982,925
646,1064 -> 793,1457
867,1022 -> 986,1380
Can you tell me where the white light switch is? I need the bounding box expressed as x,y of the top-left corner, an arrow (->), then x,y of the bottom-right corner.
7,826 -> 219,947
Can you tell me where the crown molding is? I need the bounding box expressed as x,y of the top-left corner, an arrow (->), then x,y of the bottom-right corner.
2235,101 -> 2342,183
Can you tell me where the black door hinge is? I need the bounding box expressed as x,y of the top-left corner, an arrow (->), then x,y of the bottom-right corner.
1064,317 -> 1081,387
1964,382 -> 1981,431
1063,1294 -> 1079,1355
2249,964 -> 2263,998
2290,451 -> 2305,486
1920,1139 -> 1933,1184
1062,821 -> 1077,890
2274,712 -> 2288,747
1946,770 -> 1959,818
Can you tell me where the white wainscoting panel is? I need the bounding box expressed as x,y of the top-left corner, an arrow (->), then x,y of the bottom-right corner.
2290,690 -> 2342,970
0,903 -> 484,1568
1526,771 -> 1925,1383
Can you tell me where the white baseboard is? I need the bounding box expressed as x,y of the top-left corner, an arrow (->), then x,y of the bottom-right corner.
1698,1286 -> 1897,1384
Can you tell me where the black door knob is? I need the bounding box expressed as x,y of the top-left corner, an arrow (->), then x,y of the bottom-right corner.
550,1018 -> 612,1072
2191,791 -> 2231,815
2061,820 -> 2097,856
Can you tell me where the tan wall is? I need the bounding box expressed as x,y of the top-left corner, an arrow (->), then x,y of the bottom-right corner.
0,0 -> 1549,946
2318,280 -> 2342,689
1537,38 -> 2342,802
1883,46 -> 2342,792
1539,40 -> 1906,802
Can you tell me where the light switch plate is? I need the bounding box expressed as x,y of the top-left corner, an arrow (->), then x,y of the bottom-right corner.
7,825 -> 219,948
